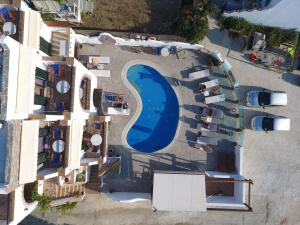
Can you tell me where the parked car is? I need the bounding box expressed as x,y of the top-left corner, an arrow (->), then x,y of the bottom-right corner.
245,90 -> 287,107
251,116 -> 290,131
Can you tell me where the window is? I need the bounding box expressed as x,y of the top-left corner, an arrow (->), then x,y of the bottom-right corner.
39,37 -> 51,55
36,67 -> 49,80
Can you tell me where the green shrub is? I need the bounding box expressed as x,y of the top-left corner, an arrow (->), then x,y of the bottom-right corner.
176,0 -> 217,42
41,14 -> 55,22
219,16 -> 298,48
29,182 -> 51,212
56,202 -> 77,214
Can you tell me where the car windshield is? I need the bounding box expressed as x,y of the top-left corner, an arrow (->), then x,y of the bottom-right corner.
258,92 -> 271,106
262,117 -> 274,131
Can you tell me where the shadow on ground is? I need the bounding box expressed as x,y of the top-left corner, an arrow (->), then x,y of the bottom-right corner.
282,73 -> 300,86
102,145 -> 206,193
20,215 -> 60,225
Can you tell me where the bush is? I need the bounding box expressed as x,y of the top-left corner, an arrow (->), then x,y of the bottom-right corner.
56,202 -> 77,214
41,14 -> 55,22
29,182 -> 51,212
219,16 -> 298,48
176,0 -> 217,43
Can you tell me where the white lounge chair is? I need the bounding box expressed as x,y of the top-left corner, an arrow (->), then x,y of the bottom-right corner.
197,123 -> 218,131
89,56 -> 110,65
199,79 -> 219,90
196,143 -> 213,153
187,69 -> 209,81
205,94 -> 225,104
200,107 -> 224,119
89,69 -> 111,77
197,136 -> 219,146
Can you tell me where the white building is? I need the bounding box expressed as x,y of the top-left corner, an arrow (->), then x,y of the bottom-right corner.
0,1 -> 107,224
224,0 -> 300,32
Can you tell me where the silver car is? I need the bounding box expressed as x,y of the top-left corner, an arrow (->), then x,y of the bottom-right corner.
245,90 -> 287,107
251,116 -> 290,131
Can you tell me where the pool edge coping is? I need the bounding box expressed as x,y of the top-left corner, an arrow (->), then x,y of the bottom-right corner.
120,59 -> 183,153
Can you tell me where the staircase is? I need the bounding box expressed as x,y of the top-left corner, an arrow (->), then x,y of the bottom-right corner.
85,165 -> 101,193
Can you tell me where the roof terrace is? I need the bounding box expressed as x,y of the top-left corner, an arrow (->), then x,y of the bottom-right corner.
0,4 -> 24,43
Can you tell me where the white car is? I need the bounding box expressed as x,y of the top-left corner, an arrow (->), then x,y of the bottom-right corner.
245,90 -> 287,107
251,116 -> 290,131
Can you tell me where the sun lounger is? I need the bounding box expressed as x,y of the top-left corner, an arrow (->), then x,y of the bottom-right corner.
197,136 -> 219,146
197,144 -> 213,153
211,108 -> 224,119
89,56 -> 110,65
205,94 -> 225,104
187,69 -> 209,81
197,123 -> 218,131
200,107 -> 224,119
199,79 -> 219,91
89,69 -> 111,77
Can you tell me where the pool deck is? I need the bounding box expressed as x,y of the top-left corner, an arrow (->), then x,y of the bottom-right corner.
79,45 -> 239,192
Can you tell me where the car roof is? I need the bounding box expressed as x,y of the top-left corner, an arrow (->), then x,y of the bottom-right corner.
270,92 -> 287,105
273,117 -> 290,130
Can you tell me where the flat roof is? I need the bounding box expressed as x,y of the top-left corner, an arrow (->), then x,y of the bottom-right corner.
225,0 -> 300,32
152,171 -> 207,212
19,120 -> 39,184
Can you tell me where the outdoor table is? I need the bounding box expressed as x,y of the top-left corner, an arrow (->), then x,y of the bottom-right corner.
200,79 -> 219,89
91,134 -> 102,146
52,140 -> 65,153
161,47 -> 170,57
56,80 -> 70,94
3,22 -> 16,35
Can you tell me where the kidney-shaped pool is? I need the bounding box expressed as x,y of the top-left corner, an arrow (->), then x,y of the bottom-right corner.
126,64 -> 179,153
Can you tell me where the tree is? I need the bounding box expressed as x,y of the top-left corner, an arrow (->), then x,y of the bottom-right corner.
176,0 -> 218,43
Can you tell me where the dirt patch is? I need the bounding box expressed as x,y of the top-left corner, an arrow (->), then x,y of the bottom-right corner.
82,0 -> 181,34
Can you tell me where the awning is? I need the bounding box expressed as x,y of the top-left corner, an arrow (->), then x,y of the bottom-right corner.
19,120 -> 39,184
152,171 -> 207,211
66,120 -> 84,172
16,45 -> 36,114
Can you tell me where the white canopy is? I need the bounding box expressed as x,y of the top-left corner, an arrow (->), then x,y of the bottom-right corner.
19,120 -> 39,184
152,171 -> 207,211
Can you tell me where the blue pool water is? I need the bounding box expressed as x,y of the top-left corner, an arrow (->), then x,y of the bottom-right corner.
126,64 -> 179,153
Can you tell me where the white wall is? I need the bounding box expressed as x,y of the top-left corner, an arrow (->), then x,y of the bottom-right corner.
3,37 -> 20,120
9,186 -> 37,225
235,145 -> 243,175
205,171 -> 246,207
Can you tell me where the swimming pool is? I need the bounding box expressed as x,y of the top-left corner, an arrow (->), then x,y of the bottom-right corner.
126,64 -> 179,153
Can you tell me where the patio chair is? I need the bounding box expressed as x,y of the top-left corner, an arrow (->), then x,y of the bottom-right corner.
50,152 -> 62,167
199,79 -> 219,91
0,8 -> 12,22
95,123 -> 102,130
92,145 -> 99,152
187,69 -> 209,81
49,64 -> 60,76
52,128 -> 63,139
56,102 -> 64,112
170,46 -> 177,54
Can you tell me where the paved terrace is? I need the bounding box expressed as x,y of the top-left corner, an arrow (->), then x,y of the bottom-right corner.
79,44 -> 241,192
